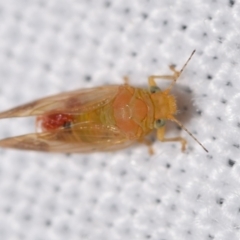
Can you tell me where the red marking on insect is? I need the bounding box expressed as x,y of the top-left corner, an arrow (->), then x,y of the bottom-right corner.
37,113 -> 74,131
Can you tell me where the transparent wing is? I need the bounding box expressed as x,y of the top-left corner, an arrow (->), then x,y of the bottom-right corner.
0,85 -> 119,119
0,122 -> 134,153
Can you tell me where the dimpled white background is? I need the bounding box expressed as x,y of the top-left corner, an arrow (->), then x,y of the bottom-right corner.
0,0 -> 240,240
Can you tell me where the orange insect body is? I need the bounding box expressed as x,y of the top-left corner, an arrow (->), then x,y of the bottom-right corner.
0,51 -> 208,153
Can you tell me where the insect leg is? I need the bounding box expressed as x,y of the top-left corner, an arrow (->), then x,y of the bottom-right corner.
148,67 -> 180,87
138,138 -> 154,155
123,76 -> 130,85
148,50 -> 196,90
157,126 -> 187,151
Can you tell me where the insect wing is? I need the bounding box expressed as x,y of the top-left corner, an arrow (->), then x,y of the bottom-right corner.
0,121 -> 134,152
0,86 -> 119,118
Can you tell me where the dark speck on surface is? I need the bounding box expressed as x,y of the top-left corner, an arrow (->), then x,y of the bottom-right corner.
208,234 -> 214,239
166,163 -> 171,168
141,13 -> 148,19
45,219 -> 52,226
131,52 -> 137,57
104,1 -> 111,7
216,197 -> 224,205
233,143 -> 239,148
181,25 -> 187,30
207,74 -> 212,80
229,0 -> 235,7
120,169 -> 127,176
207,155 -> 213,160
228,159 -> 235,167
43,63 -> 51,71
196,110 -> 202,115
84,75 -> 92,81
163,20 -> 168,25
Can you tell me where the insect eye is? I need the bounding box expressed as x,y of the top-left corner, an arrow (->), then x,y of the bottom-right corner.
150,86 -> 161,94
154,119 -> 165,128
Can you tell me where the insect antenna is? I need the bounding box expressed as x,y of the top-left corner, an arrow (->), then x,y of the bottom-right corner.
167,50 -> 196,91
179,49 -> 196,77
172,117 -> 208,153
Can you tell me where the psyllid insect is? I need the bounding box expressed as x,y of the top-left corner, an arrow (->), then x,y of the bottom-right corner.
0,50 -> 208,154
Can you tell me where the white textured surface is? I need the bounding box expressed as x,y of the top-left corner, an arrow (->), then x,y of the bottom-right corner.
0,0 -> 240,240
